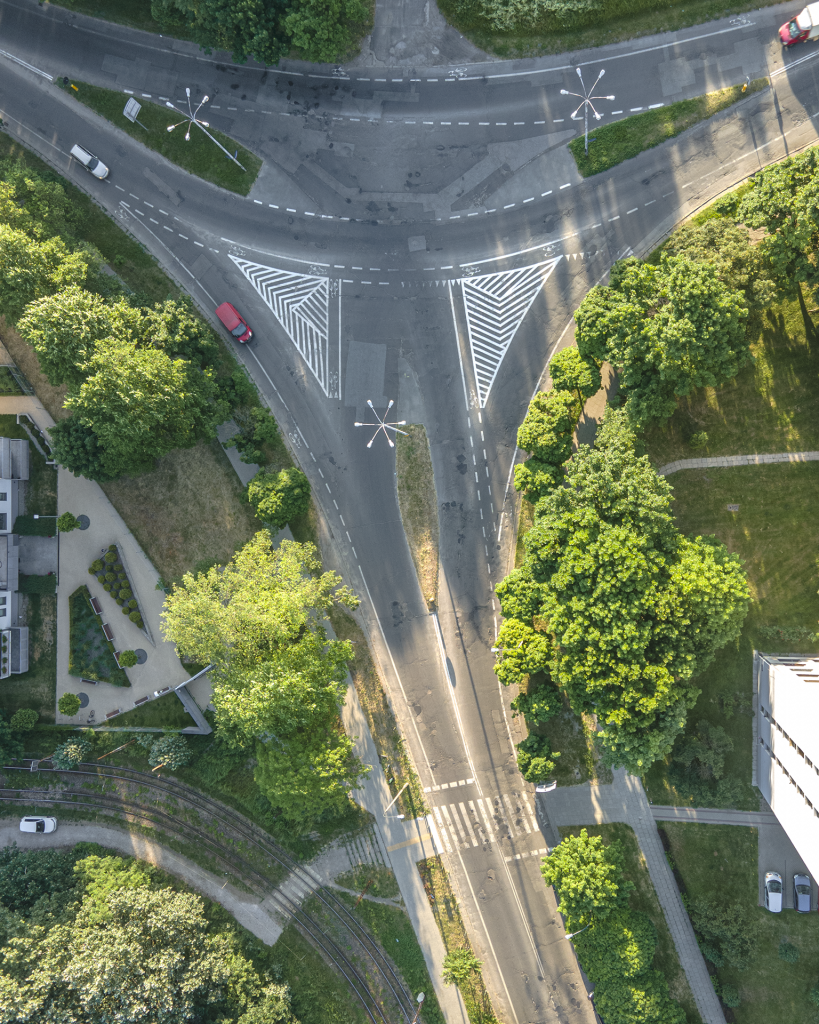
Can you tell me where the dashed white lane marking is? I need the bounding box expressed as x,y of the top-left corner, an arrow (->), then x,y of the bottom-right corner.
608,215 -> 620,221
425,778 -> 474,792
627,207 -> 638,214
505,848 -> 548,862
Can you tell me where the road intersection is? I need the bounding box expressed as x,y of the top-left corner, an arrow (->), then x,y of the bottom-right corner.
0,0 -> 817,1020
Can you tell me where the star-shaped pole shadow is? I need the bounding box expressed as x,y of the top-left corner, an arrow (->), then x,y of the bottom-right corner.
354,400 -> 408,448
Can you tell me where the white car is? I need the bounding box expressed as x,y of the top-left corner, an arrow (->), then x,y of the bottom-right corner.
69,143 -> 109,180
19,816 -> 57,834
764,871 -> 783,912
535,780 -> 557,794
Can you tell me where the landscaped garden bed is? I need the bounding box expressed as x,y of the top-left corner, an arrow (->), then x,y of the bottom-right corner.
68,585 -> 130,687
88,544 -> 145,631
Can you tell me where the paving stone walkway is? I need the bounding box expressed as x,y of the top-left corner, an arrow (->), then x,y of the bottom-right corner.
542,770 -> 726,1024
657,450 -> 819,477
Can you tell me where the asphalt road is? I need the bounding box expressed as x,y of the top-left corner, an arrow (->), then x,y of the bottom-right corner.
2,1 -> 819,1021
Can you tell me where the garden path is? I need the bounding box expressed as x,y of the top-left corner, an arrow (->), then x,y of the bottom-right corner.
657,450 -> 819,476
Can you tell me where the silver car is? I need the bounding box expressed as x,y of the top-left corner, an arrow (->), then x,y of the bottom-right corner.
793,874 -> 811,913
764,871 -> 783,912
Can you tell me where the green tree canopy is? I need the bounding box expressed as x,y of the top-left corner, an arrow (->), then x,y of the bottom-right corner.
247,467 -> 311,530
500,409 -> 749,772
149,735 -> 191,771
49,417 -> 114,483
0,225 -> 89,322
150,0 -> 289,64
574,909 -> 656,985
51,737 -> 90,769
516,388 -> 577,465
9,709 -> 37,731
549,346 -> 601,401
540,829 -> 633,929
493,617 -> 553,688
515,732 -> 559,783
65,338 -> 220,478
161,533 -> 357,669
284,0 -> 367,62
57,693 -> 82,717
575,255 -> 749,427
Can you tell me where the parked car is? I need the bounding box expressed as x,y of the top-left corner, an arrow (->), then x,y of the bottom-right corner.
19,816 -> 57,834
780,3 -> 819,46
535,780 -> 557,793
793,873 -> 811,912
764,871 -> 783,912
69,143 -> 109,180
215,302 -> 253,343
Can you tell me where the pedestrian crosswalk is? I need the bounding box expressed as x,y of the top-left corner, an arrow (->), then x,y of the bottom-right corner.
428,791 -> 539,854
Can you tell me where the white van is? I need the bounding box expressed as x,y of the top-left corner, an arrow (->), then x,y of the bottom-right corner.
70,143 -> 109,180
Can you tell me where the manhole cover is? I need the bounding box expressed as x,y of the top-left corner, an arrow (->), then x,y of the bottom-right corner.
135,649 -> 147,665
77,515 -> 90,530
77,692 -> 90,708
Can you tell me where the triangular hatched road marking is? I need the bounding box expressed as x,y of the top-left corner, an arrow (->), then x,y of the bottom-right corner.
230,256 -> 330,394
461,257 -> 561,407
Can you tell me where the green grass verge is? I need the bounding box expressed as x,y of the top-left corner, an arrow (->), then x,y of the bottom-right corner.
0,594 -> 57,723
103,691 -> 195,731
570,79 -> 768,177
336,890 -> 445,1024
437,0 -> 783,60
68,585 -> 130,687
558,824 -> 701,1024
64,81 -> 261,196
661,822 -> 819,1023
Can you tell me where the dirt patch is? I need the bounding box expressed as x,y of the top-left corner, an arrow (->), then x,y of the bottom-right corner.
101,439 -> 261,583
395,425 -> 439,609
0,320 -> 69,422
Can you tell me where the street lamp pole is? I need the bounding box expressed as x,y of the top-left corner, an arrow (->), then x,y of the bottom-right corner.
165,88 -> 247,171
411,992 -> 425,1024
560,68 -> 615,155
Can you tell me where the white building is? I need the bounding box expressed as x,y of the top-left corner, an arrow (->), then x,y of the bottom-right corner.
754,652 -> 819,882
0,438 -> 30,676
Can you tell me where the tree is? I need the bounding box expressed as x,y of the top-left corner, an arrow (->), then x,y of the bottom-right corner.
118,650 -> 138,668
0,225 -> 89,322
9,709 -> 37,731
505,408 -> 750,772
149,735 -> 191,771
65,338 -> 220,478
662,218 -> 776,310
56,512 -> 80,533
51,738 -> 91,769
237,983 -> 298,1024
57,693 -> 82,717
247,467 -> 311,530
16,287 -> 136,388
161,533 -> 357,669
150,0 -> 289,64
49,416 -> 115,483
0,162 -> 76,240
284,0 -> 368,62
592,974 -> 686,1024
574,909 -> 656,985
140,298 -> 219,366
541,829 -> 632,929
510,680 -> 561,725
575,255 -> 749,427
442,948 -> 482,985
493,617 -> 553,688
0,713 -> 24,766
515,732 -> 559,783
513,456 -> 563,503
549,347 -> 601,402
672,721 -> 733,782
516,388 -> 578,465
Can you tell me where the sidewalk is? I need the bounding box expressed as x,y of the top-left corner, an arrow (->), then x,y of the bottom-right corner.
544,770 -> 726,1024
341,678 -> 469,1024
657,450 -> 819,477
650,805 -> 777,826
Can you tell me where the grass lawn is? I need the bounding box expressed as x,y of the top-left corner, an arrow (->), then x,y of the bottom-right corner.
335,890 -> 445,1024
537,695 -> 611,788
642,294 -> 819,468
558,823 -> 700,1024
417,856 -> 497,1024
395,425 -> 439,610
438,0 -> 782,59
569,80 -> 768,177
0,594 -> 57,723
661,822 -> 819,1023
328,607 -> 427,820
334,863 -> 400,899
65,81 -> 261,196
68,585 -> 130,686
103,691 -> 194,731
644,462 -> 819,806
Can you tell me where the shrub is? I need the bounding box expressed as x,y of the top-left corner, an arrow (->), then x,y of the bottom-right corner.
116,599 -> 124,606
149,735 -> 191,771
779,940 -> 799,963
56,512 -> 80,533
114,563 -> 123,572
122,605 -> 131,614
129,610 -> 143,625
119,589 -> 133,601
104,551 -> 116,564
10,709 -> 38,731
118,650 -> 138,667
689,431 -> 709,449
516,732 -> 559,782
91,559 -> 104,573
809,983 -> 819,1008
105,572 -> 116,583
51,738 -> 91,769
103,583 -> 111,592
246,467 -> 311,530
57,693 -> 82,716
721,983 -> 740,1008
128,599 -> 137,609
442,948 -> 482,985
97,574 -> 105,583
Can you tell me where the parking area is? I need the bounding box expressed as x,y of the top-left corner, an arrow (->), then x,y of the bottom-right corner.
758,814 -> 816,912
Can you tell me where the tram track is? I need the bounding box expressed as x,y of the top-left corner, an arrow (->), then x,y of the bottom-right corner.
2,761 -> 417,1024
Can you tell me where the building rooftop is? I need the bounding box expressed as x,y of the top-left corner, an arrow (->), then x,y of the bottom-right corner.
0,438 -> 28,481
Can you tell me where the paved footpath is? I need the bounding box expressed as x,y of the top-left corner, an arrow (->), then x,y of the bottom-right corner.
543,770 -> 726,1024
657,451 -> 819,477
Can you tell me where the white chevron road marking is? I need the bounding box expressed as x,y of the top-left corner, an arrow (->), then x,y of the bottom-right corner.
230,257 -> 330,394
460,257 -> 561,407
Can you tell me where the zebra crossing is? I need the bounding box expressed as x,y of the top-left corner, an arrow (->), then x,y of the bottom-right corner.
229,256 -> 331,394
460,257 -> 562,407
275,869 -> 320,909
429,790 -> 540,854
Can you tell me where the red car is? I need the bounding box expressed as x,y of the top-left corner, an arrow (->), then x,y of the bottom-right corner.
780,4 -> 819,45
215,301 -> 253,343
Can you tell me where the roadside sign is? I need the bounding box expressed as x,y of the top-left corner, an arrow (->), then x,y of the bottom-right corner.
123,98 -> 147,129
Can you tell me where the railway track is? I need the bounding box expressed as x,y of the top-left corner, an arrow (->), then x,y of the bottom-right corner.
1,762 -> 417,1024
